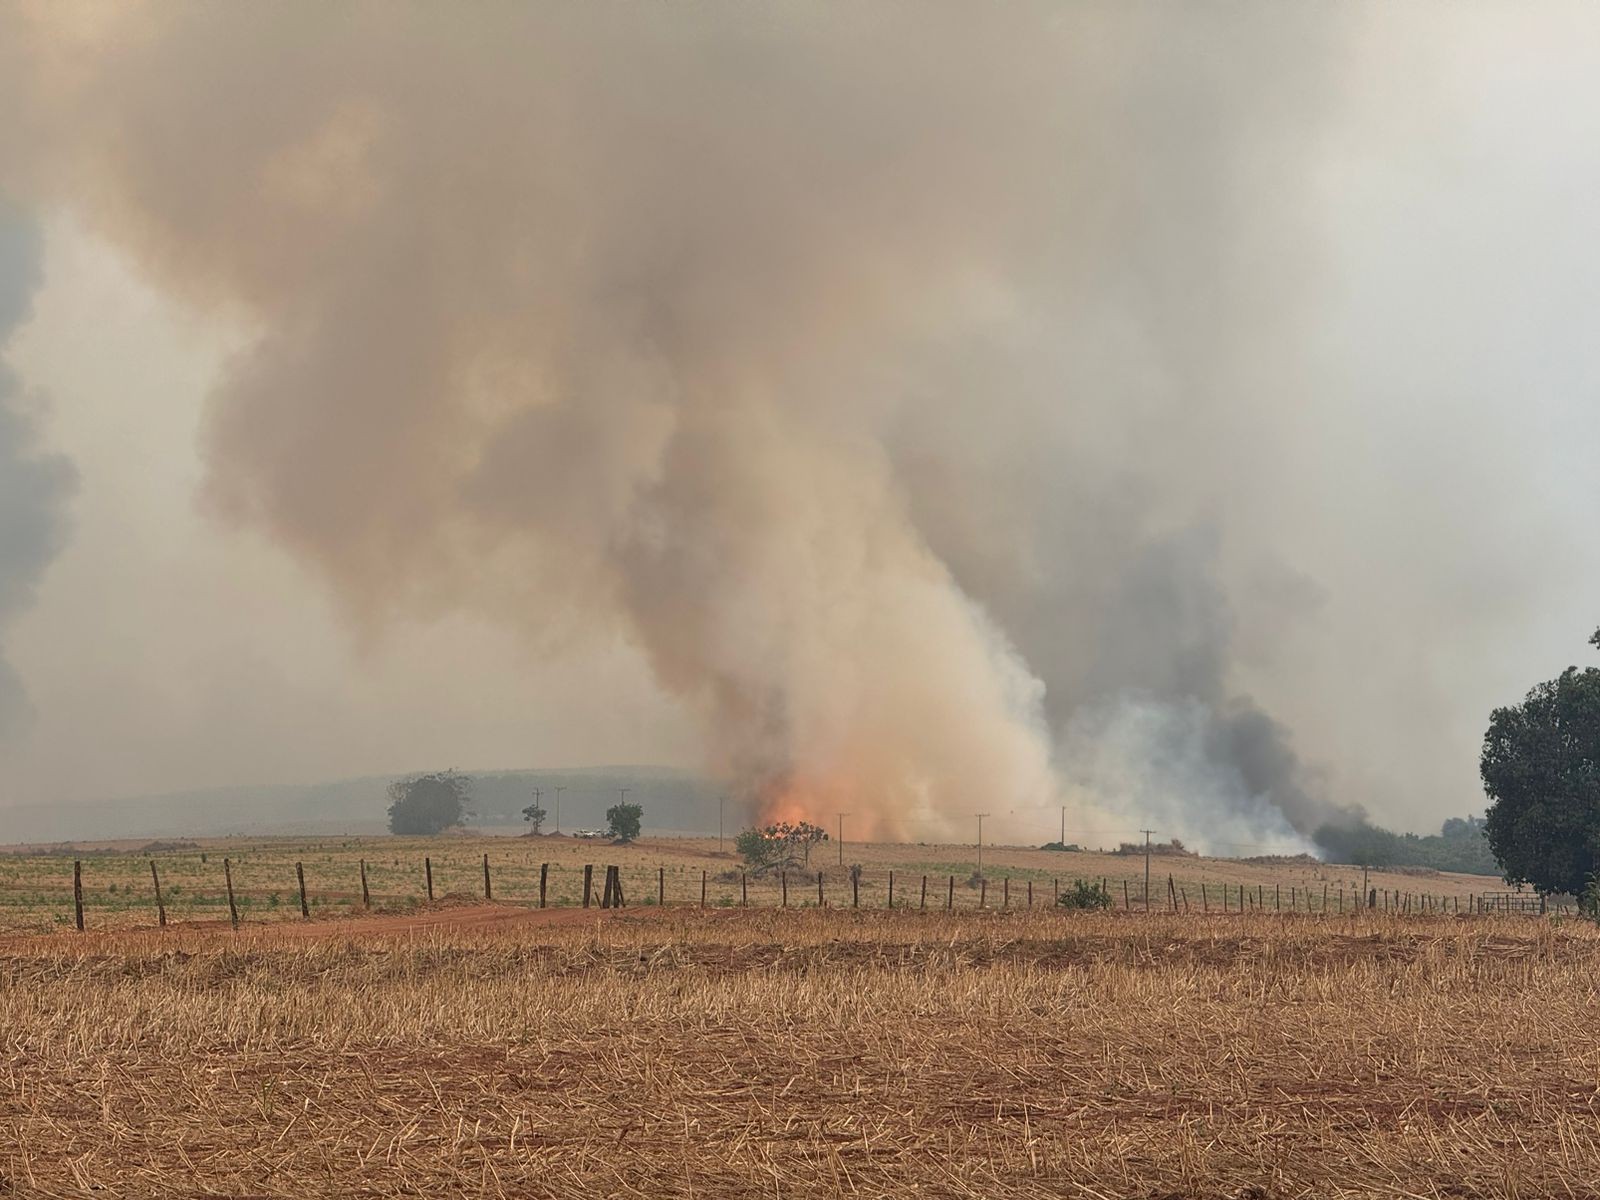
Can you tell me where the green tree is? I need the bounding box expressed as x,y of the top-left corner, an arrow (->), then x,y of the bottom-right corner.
606,802 -> 643,843
387,771 -> 473,835
1481,629 -> 1600,896
521,801 -> 547,834
735,821 -> 829,873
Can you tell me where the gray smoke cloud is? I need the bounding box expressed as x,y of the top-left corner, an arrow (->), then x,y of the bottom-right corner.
0,203 -> 76,735
7,4 -> 1594,846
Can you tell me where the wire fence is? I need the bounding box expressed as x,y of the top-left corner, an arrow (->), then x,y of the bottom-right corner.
41,854 -> 1573,932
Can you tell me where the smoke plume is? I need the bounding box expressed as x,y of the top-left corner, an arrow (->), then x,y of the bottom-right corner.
0,204 -> 76,736
19,3 -> 1582,846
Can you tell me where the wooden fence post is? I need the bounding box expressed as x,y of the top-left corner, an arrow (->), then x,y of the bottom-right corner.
781,870 -> 788,908
582,864 -> 593,909
1054,878 -> 1059,903
1275,884 -> 1281,912
296,861 -> 310,919
921,875 -> 928,911
425,856 -> 434,902
851,868 -> 859,909
1027,879 -> 1033,908
659,866 -> 666,907
980,878 -> 988,909
1168,874 -> 1177,912
1123,880 -> 1131,910
483,854 -> 492,901
73,860 -> 84,932
741,871 -> 748,907
701,869 -> 707,908
888,870 -> 895,909
359,859 -> 370,910
539,862 -> 548,909
1200,882 -> 1208,913
150,860 -> 167,928
818,870 -> 825,908
947,875 -> 954,911
1002,877 -> 1009,909
224,857 -> 239,930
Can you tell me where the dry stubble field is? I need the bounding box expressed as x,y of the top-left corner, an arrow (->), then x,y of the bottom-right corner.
3,896 -> 1600,1199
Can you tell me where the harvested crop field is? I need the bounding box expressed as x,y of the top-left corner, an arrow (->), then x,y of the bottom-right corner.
3,909 -> 1599,1198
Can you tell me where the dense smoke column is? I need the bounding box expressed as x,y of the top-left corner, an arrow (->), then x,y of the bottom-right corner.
0,205 -> 76,735
0,4 -> 1405,846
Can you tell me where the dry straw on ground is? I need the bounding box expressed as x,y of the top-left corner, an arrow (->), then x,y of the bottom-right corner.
3,907 -> 1599,1198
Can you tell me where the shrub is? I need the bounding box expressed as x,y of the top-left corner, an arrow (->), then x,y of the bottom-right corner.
1056,880 -> 1112,911
1113,839 -> 1194,858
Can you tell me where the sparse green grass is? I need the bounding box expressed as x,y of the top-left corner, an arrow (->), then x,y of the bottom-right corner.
0,833 -> 1513,934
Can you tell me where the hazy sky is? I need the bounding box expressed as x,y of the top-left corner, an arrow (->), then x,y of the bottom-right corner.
5,216 -> 695,798
1,4 -> 1598,846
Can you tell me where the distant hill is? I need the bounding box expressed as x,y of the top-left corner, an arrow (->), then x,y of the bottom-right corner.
0,766 -> 728,844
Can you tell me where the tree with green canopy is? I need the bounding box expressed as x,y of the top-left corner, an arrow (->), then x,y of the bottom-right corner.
1481,628 -> 1600,896
387,770 -> 473,835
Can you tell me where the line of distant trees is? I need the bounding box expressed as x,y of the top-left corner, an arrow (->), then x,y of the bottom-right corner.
1313,815 -> 1497,875
387,771 -> 642,842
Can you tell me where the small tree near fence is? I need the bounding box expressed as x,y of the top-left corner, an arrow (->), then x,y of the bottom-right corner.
735,821 -> 829,873
521,801 -> 547,834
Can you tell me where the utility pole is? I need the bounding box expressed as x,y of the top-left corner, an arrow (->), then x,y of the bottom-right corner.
976,813 -> 990,876
531,787 -> 542,832
1060,806 -> 1066,846
836,813 -> 850,866
554,786 -> 564,834
1140,829 -> 1156,912
718,796 -> 724,853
